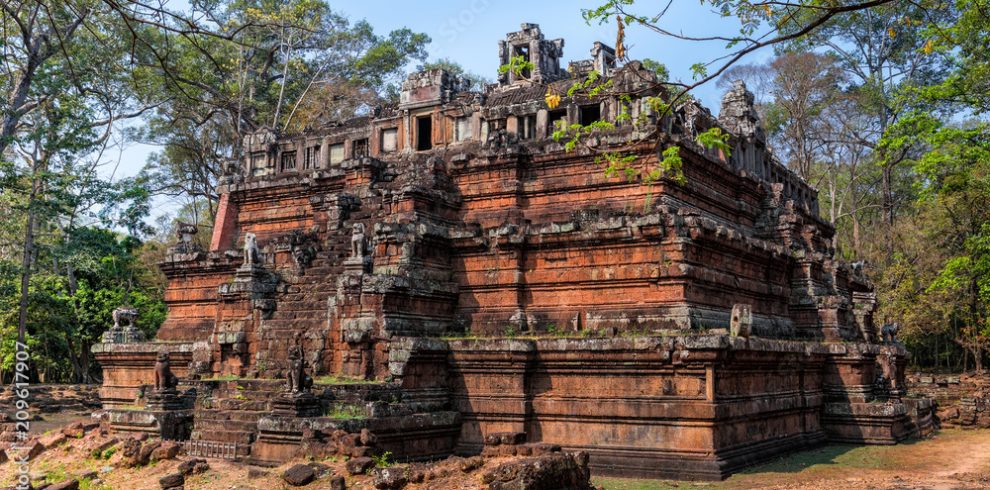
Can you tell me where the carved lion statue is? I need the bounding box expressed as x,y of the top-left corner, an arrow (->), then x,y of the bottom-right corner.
244,232 -> 260,265
154,352 -> 179,391
112,307 -> 138,329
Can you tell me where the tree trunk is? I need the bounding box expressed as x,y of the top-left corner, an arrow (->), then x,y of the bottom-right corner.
881,164 -> 894,255
17,159 -> 42,344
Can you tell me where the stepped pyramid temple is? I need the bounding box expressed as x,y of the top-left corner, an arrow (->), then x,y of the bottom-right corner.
93,23 -> 934,480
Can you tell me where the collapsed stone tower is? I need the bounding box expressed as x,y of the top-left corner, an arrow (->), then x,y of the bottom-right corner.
94,23 -> 934,479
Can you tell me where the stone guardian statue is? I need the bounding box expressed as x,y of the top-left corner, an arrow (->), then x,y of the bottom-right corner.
244,232 -> 260,266
350,223 -> 365,258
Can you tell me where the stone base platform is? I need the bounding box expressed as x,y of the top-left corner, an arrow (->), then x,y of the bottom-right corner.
250,406 -> 461,466
104,408 -> 193,440
91,342 -> 193,408
438,335 -> 933,480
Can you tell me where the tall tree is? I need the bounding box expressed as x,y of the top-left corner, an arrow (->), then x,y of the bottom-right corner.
134,0 -> 430,222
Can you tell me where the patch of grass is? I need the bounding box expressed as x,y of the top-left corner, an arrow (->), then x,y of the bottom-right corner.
201,374 -> 241,381
742,443 -> 897,474
96,447 -> 117,460
79,478 -> 113,490
313,374 -> 379,385
45,466 -> 70,484
325,404 -> 366,420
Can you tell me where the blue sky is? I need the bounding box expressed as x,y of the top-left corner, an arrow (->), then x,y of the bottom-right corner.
113,0 -> 773,220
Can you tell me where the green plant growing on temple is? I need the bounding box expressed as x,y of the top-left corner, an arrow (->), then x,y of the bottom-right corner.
498,55 -> 536,79
325,404 -> 366,419
372,451 -> 393,468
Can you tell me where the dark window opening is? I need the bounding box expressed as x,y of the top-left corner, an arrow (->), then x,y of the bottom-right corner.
280,151 -> 296,172
579,105 -> 601,125
416,116 -> 432,151
304,145 -> 320,169
518,115 -> 536,140
547,109 -> 567,135
352,138 -> 368,158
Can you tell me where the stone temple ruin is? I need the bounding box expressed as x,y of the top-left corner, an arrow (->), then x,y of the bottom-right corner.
93,23 -> 935,480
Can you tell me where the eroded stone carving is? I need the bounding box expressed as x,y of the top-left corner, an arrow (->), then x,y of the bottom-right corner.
881,322 -> 900,344
101,307 -> 145,343
350,223 -> 366,258
730,304 -> 753,338
168,223 -> 202,255
286,344 -> 314,394
244,232 -> 261,266
876,348 -> 902,401
113,307 -> 138,329
154,352 -> 179,392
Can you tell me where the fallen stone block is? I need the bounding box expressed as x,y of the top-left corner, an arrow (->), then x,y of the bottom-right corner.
481,453 -> 593,490
177,458 -> 209,476
359,428 -> 377,446
61,423 -> 85,439
159,472 -> 184,490
282,463 -> 315,486
39,432 -> 66,449
74,471 -> 97,481
307,462 -> 333,479
46,480 -> 79,490
151,441 -> 181,461
373,467 -> 407,490
346,456 -> 375,475
460,456 -> 485,473
26,440 -> 45,460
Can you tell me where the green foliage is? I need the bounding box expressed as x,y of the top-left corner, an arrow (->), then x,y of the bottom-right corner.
372,450 -> 393,468
640,59 -> 670,82
498,55 -> 536,79
567,70 -> 613,98
0,227 -> 166,382
657,146 -> 686,185
97,447 -> 118,460
695,127 -> 732,157
313,374 -> 376,385
689,63 -> 709,81
136,0 -> 431,221
325,403 -> 366,419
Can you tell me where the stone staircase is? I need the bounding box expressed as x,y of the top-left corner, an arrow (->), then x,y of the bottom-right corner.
188,380 -> 283,457
253,225 -> 358,373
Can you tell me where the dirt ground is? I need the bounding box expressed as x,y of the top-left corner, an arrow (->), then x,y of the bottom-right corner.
2,428 -> 989,489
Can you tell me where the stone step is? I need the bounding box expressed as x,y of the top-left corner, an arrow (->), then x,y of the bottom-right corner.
194,409 -> 267,423
183,439 -> 249,459
192,418 -> 259,434
210,389 -> 282,402
190,429 -> 256,445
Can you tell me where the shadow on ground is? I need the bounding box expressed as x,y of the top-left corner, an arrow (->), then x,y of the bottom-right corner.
592,432 -> 947,490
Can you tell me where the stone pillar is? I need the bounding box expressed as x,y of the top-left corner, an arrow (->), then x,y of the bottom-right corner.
210,193 -> 239,252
